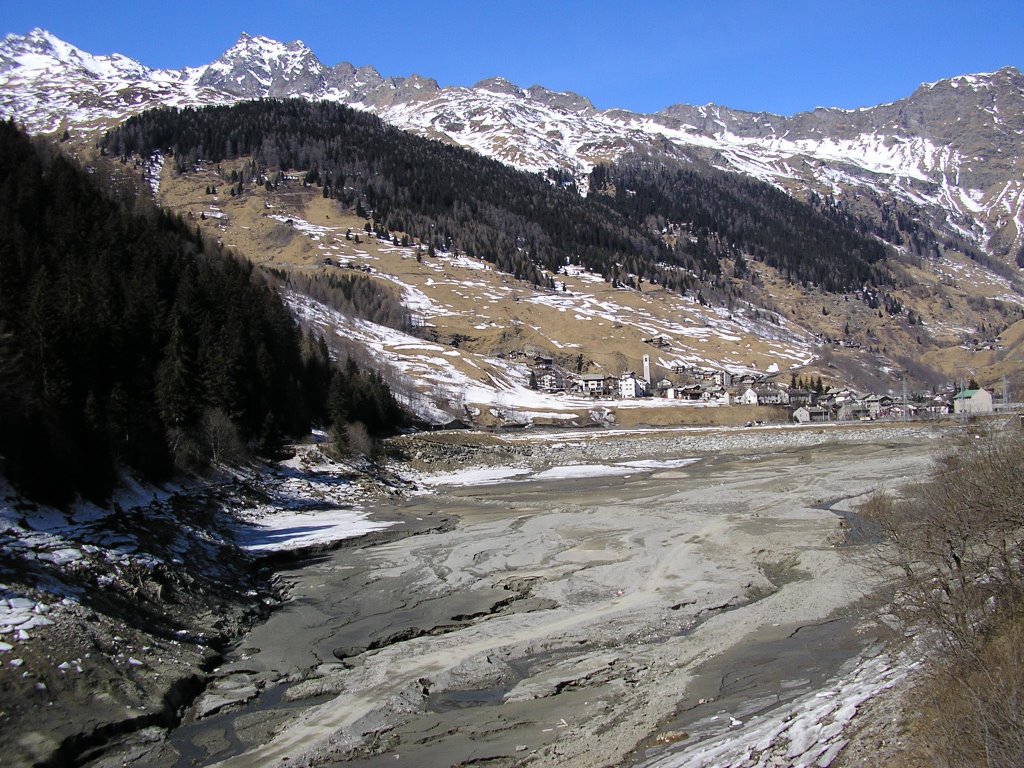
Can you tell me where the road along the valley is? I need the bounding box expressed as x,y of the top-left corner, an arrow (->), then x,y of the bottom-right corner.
158,424 -> 942,768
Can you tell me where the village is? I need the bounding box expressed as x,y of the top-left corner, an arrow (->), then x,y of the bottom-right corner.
516,345 -> 1002,423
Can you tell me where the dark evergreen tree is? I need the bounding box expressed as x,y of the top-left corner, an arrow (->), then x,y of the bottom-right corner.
0,120 -> 406,505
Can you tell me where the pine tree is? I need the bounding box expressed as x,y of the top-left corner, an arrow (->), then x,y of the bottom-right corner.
155,311 -> 199,428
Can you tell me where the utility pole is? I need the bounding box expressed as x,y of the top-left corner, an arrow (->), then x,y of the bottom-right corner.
954,370 -> 962,423
954,366 -> 973,423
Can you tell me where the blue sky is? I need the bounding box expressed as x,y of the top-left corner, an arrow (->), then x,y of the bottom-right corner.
6,1 -> 1023,115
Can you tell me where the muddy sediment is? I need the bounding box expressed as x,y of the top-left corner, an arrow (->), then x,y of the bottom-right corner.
0,453 -> 435,768
3,423 -> 945,767
147,424 -> 939,768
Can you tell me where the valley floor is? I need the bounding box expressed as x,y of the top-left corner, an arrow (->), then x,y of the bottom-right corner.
1,422 -> 951,767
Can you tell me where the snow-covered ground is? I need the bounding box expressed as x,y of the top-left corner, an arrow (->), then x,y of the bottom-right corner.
228,444 -> 397,553
417,457 -> 700,487
0,477 -> 183,653
0,445 -> 396,656
640,653 -> 913,768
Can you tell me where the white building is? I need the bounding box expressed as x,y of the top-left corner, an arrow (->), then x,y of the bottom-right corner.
952,388 -> 993,415
738,388 -> 760,406
619,373 -> 649,399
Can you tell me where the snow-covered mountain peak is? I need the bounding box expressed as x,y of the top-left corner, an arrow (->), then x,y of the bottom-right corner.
0,28 -> 150,81
197,32 -> 327,97
920,66 -> 1023,94
474,77 -> 525,97
221,32 -> 314,62
1,29 -> 1022,264
524,84 -> 595,113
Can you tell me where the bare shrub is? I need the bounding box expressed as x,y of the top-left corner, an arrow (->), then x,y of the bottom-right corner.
904,617 -> 1024,768
866,428 -> 1024,651
864,427 -> 1024,766
346,421 -> 383,464
200,408 -> 246,465
329,420 -> 382,464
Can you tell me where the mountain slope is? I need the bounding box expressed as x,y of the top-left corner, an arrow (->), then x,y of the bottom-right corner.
0,120 -> 406,504
2,29 -> 1024,398
2,29 -> 1023,267
100,99 -> 894,298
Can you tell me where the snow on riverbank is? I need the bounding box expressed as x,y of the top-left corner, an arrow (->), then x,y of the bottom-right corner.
417,466 -> 533,486
407,422 -> 944,493
232,507 -> 394,553
0,477 -> 185,653
225,443 -> 403,553
416,458 -> 700,487
0,444 -> 399,654
640,652 -> 914,768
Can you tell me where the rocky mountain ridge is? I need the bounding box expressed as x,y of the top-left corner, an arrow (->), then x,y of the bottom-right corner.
3,29 -> 1023,266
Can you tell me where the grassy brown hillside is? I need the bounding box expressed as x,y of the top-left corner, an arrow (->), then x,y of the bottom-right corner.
147,151 -> 1024,420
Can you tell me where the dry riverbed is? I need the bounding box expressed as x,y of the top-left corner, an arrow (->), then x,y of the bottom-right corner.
77,421 -> 944,768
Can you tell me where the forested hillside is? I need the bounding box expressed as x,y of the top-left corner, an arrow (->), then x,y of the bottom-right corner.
0,120 -> 405,505
101,99 -> 893,296
591,158 -> 892,292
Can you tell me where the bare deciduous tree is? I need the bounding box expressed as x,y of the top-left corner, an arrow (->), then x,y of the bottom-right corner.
864,426 -> 1024,767
867,427 -> 1024,651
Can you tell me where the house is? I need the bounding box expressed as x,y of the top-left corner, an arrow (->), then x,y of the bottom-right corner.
793,406 -> 832,423
864,394 -> 893,419
643,335 -> 672,348
701,386 -> 730,405
537,370 -> 565,393
881,398 -> 916,420
838,400 -> 872,420
738,387 -> 760,406
619,373 -> 649,399
735,373 -> 760,389
952,388 -> 993,415
739,386 -> 787,406
682,367 -> 732,387
580,374 -> 615,397
676,384 -> 705,401
787,389 -> 816,407
755,387 -> 790,406
920,395 -> 950,415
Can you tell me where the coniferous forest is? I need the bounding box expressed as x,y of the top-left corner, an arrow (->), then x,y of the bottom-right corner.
590,158 -> 892,292
0,121 -> 405,506
102,100 -> 892,296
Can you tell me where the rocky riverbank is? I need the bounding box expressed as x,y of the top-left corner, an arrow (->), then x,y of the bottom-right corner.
0,444 -> 416,768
